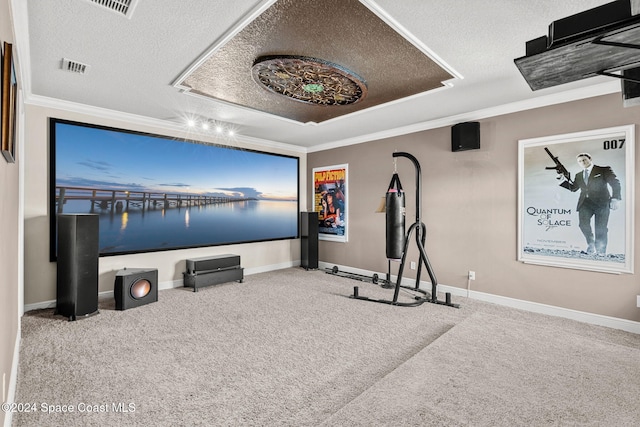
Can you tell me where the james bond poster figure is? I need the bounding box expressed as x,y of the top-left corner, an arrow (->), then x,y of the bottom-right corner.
518,125 -> 634,274
558,153 -> 621,256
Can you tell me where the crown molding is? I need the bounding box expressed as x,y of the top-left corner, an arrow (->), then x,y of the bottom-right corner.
308,80 -> 621,153
24,93 -> 307,154
20,80 -> 621,156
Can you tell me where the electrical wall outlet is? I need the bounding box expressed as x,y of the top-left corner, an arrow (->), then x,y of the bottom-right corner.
468,270 -> 476,280
410,261 -> 416,270
637,295 -> 640,308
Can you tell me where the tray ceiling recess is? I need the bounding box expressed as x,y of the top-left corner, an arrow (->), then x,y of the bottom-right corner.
173,0 -> 459,125
514,0 -> 640,106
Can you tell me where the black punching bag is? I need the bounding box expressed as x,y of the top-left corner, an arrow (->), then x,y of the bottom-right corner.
386,173 -> 405,260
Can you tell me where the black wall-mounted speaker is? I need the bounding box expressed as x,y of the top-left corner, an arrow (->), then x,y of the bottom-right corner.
56,214 -> 99,321
114,268 -> 158,310
451,122 -> 480,152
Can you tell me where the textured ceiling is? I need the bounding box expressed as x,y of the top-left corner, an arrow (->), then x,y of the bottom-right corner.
176,0 -> 455,124
19,0 -> 624,148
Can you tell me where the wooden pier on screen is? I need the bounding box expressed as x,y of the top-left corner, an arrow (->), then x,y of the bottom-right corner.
55,186 -> 252,214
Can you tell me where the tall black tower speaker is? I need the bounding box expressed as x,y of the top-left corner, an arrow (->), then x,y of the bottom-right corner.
300,212 -> 319,270
56,214 -> 99,321
451,122 -> 480,152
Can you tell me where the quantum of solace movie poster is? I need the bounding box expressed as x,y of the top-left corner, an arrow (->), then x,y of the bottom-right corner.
518,126 -> 634,274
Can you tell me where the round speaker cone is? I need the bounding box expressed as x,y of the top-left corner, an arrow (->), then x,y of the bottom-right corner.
130,279 -> 151,299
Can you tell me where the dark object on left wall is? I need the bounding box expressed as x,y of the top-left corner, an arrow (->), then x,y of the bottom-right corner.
56,214 -> 99,321
2,41 -> 17,163
114,268 -> 158,310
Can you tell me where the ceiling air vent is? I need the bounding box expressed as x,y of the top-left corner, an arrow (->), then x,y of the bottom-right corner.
84,0 -> 139,18
62,58 -> 90,75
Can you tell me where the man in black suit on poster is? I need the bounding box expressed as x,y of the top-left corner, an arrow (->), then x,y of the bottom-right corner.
559,153 -> 621,255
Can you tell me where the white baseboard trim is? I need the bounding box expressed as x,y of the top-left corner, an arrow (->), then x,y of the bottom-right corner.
245,260 -> 300,276
23,299 -> 56,312
4,323 -> 21,427
319,262 -> 640,334
466,290 -> 640,334
23,261 -> 301,313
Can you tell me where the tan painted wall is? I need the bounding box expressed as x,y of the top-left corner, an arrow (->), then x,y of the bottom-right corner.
1,0 -> 20,423
23,104 -> 305,306
309,93 -> 640,322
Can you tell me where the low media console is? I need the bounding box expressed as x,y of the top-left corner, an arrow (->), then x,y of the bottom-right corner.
183,254 -> 244,292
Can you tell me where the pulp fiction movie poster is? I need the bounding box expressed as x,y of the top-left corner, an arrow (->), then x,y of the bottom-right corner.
518,126 -> 634,274
313,164 -> 348,242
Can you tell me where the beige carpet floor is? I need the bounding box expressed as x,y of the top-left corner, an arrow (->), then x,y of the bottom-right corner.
11,268 -> 640,426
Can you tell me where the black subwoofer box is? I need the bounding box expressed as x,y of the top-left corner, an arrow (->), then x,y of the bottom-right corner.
56,213 -> 99,321
114,268 -> 158,310
451,122 -> 480,152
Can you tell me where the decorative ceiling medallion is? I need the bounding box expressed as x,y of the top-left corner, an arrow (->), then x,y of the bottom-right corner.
251,55 -> 367,106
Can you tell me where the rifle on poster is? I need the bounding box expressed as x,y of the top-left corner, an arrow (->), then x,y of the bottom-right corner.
544,147 -> 573,185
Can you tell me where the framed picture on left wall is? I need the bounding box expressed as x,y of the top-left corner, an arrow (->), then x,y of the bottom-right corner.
1,41 -> 17,163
